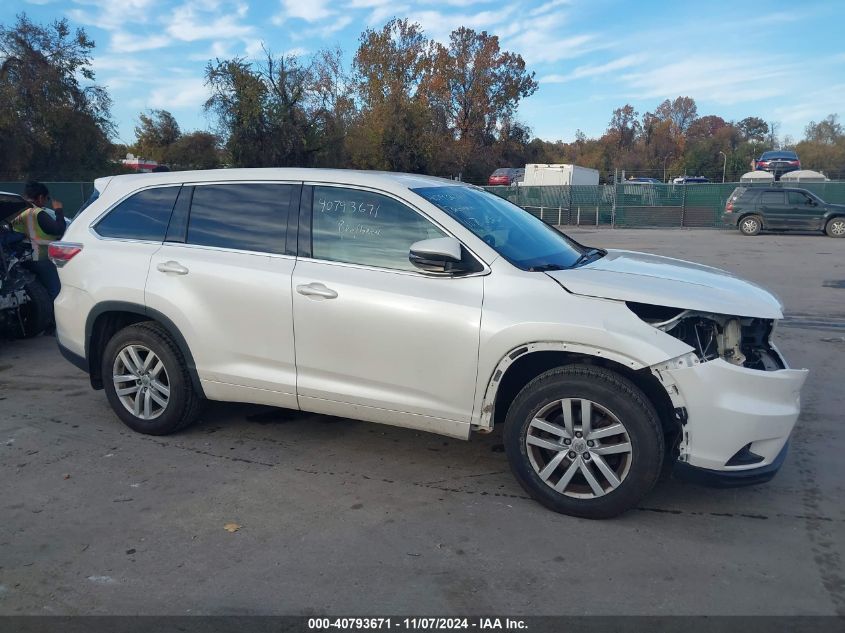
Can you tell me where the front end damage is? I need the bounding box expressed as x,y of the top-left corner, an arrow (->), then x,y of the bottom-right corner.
628,302 -> 809,485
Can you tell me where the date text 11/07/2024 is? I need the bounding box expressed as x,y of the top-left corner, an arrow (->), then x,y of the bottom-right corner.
307,617 -> 528,630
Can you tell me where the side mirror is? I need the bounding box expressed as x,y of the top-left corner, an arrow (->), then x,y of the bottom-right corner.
409,237 -> 474,274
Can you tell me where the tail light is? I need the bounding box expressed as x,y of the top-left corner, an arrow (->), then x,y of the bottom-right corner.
48,242 -> 83,267
788,160 -> 800,166
725,200 -> 734,212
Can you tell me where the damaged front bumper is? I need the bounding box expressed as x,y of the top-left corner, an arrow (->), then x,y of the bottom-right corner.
653,354 -> 808,485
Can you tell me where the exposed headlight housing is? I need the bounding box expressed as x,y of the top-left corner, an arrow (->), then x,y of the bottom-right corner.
627,302 -> 785,371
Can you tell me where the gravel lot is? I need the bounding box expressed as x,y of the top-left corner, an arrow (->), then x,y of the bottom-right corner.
1,228 -> 843,616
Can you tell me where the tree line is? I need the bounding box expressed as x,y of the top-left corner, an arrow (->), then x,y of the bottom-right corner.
2,13 -> 844,184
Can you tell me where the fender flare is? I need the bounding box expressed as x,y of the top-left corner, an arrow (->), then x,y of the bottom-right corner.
85,300 -> 204,397
474,341 -> 646,432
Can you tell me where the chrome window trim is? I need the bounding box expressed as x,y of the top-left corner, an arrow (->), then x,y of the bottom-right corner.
295,255 -> 490,279
152,240 -> 297,261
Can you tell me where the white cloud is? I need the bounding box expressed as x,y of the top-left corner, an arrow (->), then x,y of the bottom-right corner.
285,46 -> 309,57
110,30 -> 172,53
274,0 -> 336,25
541,54 -> 644,84
166,0 -> 255,42
529,0 -> 571,17
144,77 -> 210,109
68,0 -> 156,31
620,56 -> 792,104
294,15 -> 354,41
403,7 -> 516,44
772,83 -> 845,128
188,40 -> 237,61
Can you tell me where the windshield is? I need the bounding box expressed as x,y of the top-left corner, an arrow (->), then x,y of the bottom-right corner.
412,186 -> 587,270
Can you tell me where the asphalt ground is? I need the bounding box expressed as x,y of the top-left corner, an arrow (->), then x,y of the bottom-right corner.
1,228 -> 843,616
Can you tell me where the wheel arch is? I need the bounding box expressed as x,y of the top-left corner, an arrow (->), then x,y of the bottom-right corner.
477,343 -> 681,450
85,301 -> 204,396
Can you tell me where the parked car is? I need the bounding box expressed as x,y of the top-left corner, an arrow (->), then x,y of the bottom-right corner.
753,150 -> 801,180
672,176 -> 710,184
627,177 -> 662,184
724,186 -> 845,237
487,168 -> 524,186
0,191 -> 53,338
52,169 -> 807,518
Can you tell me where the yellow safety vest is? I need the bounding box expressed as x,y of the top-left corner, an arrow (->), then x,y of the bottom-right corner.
11,206 -> 60,262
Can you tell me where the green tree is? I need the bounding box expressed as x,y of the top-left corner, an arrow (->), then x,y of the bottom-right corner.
804,114 -> 843,145
204,50 -> 325,167
737,116 -> 768,142
0,13 -> 113,179
607,104 -> 640,148
654,96 -> 698,134
166,132 -> 221,170
427,27 -> 538,179
349,19 -> 435,172
133,109 -> 181,162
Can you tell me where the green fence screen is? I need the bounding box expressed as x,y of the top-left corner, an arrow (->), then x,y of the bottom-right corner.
484,182 -> 845,228
0,182 -> 95,219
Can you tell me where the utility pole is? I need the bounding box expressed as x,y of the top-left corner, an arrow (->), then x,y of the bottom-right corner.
662,155 -> 672,183
719,151 -> 727,183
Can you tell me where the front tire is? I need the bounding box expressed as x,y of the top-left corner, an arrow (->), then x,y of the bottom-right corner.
825,217 -> 845,238
738,215 -> 762,236
102,322 -> 202,435
504,365 -> 663,519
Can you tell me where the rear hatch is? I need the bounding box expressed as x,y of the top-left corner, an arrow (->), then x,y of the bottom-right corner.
0,191 -> 29,223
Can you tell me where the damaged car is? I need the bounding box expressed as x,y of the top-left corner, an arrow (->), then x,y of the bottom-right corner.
51,169 -> 808,519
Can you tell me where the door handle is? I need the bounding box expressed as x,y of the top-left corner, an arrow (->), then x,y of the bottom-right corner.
156,260 -> 189,275
296,282 -> 338,299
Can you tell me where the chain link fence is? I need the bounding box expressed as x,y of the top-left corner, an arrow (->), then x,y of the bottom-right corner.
484,182 -> 845,227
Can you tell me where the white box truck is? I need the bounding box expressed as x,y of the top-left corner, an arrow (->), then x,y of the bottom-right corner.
523,164 -> 599,186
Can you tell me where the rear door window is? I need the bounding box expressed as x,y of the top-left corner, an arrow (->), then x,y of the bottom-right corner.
186,183 -> 293,254
95,186 -> 180,241
760,191 -> 785,205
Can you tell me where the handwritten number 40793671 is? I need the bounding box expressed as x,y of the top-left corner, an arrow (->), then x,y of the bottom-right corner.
318,198 -> 379,219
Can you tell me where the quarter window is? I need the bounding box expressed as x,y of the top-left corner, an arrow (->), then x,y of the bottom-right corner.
311,186 -> 446,271
95,186 -> 180,241
760,192 -> 785,205
187,184 -> 292,254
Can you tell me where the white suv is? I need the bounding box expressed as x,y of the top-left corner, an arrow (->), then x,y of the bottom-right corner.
51,169 -> 808,518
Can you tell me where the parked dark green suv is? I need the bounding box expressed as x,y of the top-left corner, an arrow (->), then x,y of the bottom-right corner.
724,186 -> 845,237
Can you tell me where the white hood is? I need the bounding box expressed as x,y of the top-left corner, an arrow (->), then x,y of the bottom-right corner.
546,249 -> 783,319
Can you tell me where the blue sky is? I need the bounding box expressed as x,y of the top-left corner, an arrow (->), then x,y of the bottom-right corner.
7,0 -> 845,146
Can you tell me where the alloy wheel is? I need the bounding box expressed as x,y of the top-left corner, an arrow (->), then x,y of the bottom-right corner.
112,344 -> 171,420
830,219 -> 845,236
525,398 -> 633,499
741,218 -> 759,234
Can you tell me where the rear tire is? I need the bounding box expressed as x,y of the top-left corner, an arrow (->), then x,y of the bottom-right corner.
102,322 -> 202,435
739,215 -> 762,236
825,217 -> 845,238
504,365 -> 663,519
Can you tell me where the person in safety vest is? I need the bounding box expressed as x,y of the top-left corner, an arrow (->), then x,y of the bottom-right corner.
11,181 -> 67,300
